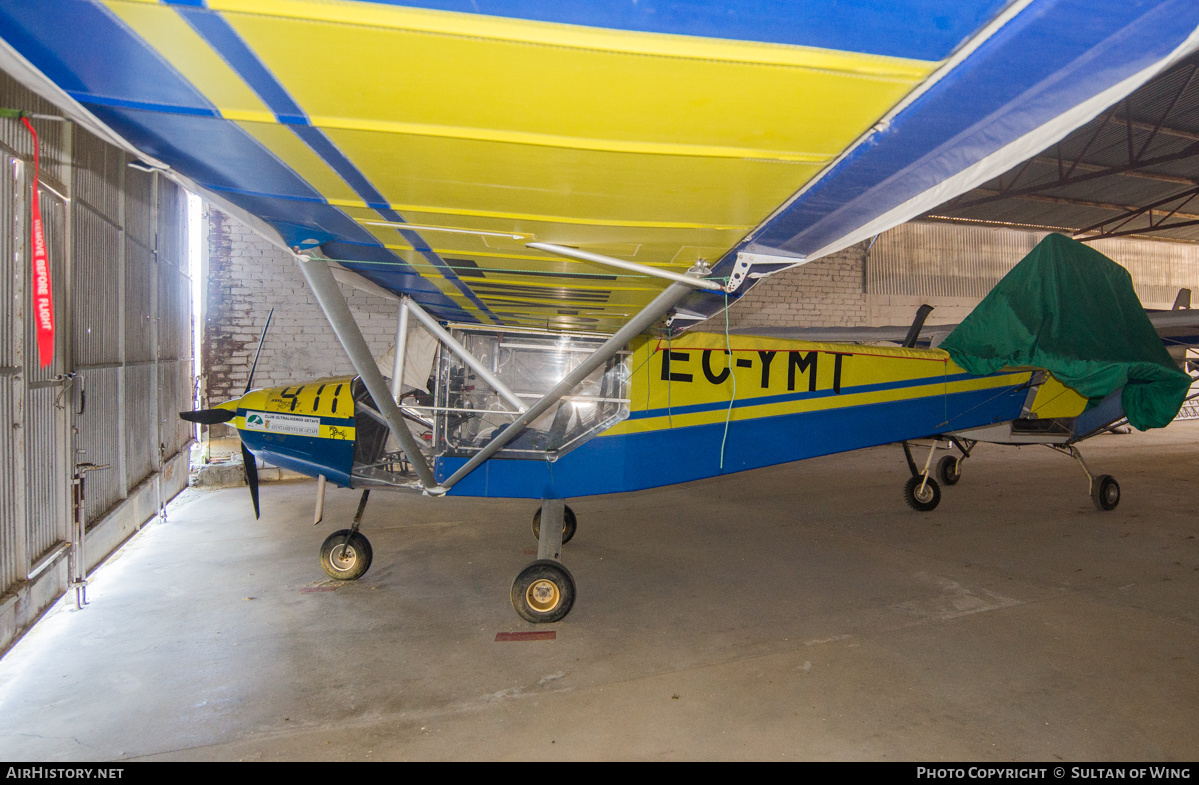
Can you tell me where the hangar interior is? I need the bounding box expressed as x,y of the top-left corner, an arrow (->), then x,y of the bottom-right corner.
0,2 -> 1197,763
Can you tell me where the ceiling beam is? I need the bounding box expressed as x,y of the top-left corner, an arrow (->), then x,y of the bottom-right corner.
1029,156 -> 1199,187
946,188 -> 1199,223
949,141 -> 1199,210
1111,115 -> 1199,143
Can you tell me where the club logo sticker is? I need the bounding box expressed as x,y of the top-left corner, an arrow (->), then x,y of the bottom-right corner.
242,411 -> 320,437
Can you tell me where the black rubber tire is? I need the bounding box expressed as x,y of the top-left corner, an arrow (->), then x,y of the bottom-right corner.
1091,474 -> 1120,511
936,455 -> 961,486
320,529 -> 373,580
531,505 -> 577,545
511,559 -> 576,623
904,475 -> 941,512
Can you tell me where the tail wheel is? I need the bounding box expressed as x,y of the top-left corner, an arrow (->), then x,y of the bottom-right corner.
1091,475 -> 1120,511
531,505 -> 577,545
936,455 -> 961,486
511,559 -> 576,623
320,529 -> 373,580
904,476 -> 941,512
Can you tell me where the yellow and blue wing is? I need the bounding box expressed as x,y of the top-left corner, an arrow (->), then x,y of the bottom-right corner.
3,1 -> 1197,329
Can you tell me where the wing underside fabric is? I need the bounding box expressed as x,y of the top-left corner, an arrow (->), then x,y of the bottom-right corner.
1,1 -> 1197,333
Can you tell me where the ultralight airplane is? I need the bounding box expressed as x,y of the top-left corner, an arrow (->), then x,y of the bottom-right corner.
3,0 -> 1199,623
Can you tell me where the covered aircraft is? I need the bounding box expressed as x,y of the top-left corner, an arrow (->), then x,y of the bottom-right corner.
3,0 -> 1199,622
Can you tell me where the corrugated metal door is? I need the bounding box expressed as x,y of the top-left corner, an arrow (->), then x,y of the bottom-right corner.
7,153 -> 71,581
70,130 -> 124,524
1,153 -> 24,591
22,161 -> 71,573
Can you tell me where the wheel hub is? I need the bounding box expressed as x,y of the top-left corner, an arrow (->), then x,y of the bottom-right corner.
915,483 -> 934,503
330,544 -> 357,572
526,579 -> 560,612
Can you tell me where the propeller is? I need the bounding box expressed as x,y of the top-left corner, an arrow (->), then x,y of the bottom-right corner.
178,309 -> 274,520
239,308 -> 273,520
243,441 -> 260,520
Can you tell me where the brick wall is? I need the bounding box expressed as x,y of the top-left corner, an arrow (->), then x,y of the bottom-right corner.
702,232 -> 996,335
202,209 -> 399,431
715,242 -> 873,331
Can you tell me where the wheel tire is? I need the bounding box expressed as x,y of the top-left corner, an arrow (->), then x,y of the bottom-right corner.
320,529 -> 373,580
531,505 -> 577,545
936,455 -> 961,486
511,559 -> 576,623
904,475 -> 941,512
1091,474 -> 1120,511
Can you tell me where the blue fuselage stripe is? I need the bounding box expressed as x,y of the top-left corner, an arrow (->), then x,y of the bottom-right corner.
631,371 -> 995,420
436,382 -> 1029,498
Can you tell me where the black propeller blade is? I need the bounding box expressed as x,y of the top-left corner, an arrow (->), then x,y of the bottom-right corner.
245,307 -> 274,395
179,408 -> 236,425
180,308 -> 273,520
242,442 -> 260,520
241,307 -> 271,521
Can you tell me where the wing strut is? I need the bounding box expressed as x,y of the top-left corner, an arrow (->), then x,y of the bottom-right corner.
402,297 -> 529,414
527,243 -> 726,291
296,254 -> 439,490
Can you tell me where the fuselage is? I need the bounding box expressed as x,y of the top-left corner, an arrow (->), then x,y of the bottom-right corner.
227,332 -> 1087,499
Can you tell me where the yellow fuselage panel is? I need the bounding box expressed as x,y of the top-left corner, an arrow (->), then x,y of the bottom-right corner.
231,377 -> 358,441
610,334 -> 1031,435
1026,374 -> 1089,419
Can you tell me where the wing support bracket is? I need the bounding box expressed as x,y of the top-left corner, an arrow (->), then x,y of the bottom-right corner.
727,248 -> 809,293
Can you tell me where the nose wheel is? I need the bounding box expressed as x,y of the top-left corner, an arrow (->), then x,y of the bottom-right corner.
317,489 -> 374,580
320,529 -> 373,580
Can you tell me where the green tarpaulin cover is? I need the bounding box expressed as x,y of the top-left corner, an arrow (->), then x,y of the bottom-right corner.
940,233 -> 1191,430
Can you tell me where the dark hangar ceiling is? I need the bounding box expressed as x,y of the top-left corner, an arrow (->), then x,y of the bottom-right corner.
927,51 -> 1199,243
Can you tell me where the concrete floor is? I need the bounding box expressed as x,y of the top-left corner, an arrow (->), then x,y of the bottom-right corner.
1,423 -> 1197,761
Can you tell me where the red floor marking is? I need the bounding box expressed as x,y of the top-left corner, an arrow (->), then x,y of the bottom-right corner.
521,547 -> 537,555
495,631 -> 556,642
300,586 -> 338,593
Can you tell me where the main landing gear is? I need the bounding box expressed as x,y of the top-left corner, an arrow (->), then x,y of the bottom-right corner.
899,439 -> 1121,513
319,489 -> 375,581
512,499 -> 577,623
901,439 -> 969,512
309,487 -> 579,622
